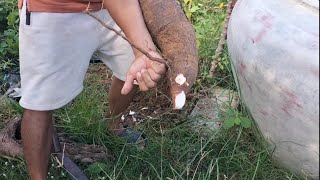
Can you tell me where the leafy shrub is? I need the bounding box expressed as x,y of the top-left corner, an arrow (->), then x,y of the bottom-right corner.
0,0 -> 19,73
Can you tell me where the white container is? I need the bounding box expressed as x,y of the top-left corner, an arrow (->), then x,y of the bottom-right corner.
227,0 -> 319,178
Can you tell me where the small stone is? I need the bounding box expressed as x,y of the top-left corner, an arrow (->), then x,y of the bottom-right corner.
189,87 -> 239,133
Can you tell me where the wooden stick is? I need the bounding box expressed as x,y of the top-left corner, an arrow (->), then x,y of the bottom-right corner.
210,0 -> 234,75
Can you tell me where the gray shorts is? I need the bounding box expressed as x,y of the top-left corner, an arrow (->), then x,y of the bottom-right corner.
18,0 -> 134,111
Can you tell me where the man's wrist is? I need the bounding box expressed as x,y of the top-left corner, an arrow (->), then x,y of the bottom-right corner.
132,45 -> 157,58
132,48 -> 144,58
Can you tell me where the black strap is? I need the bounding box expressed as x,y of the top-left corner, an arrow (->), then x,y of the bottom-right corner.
52,128 -> 89,180
25,1 -> 31,25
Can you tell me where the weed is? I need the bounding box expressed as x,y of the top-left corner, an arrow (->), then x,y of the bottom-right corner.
54,73 -> 109,144
0,0 -> 19,73
221,108 -> 252,129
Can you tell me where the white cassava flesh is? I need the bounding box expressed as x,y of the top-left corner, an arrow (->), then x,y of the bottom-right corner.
174,91 -> 186,109
175,74 -> 187,85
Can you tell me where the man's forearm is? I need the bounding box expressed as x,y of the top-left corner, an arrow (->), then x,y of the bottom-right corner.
103,0 -> 156,56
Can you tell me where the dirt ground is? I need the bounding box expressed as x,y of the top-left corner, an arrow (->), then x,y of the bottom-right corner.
87,63 -> 197,128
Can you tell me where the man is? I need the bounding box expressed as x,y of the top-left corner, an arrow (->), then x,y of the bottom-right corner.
18,0 -> 166,179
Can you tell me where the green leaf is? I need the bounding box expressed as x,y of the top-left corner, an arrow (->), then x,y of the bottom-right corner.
7,11 -> 19,26
225,108 -> 235,116
234,117 -> 241,125
6,38 -> 13,46
223,118 -> 235,129
1,42 -> 7,48
240,117 -> 252,128
190,6 -> 200,13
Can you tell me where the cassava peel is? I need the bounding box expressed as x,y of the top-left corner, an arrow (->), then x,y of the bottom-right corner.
139,0 -> 199,109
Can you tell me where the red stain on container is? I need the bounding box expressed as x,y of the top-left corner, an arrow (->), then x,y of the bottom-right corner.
252,14 -> 273,43
283,89 -> 302,108
281,103 -> 291,115
260,110 -> 269,116
280,88 -> 303,115
239,63 -> 247,75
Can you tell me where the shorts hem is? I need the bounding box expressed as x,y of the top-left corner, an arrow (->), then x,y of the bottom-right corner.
112,73 -> 126,81
19,87 -> 83,111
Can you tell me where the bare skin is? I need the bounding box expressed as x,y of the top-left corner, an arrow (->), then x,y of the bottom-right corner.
22,110 -> 53,180
107,77 -> 138,135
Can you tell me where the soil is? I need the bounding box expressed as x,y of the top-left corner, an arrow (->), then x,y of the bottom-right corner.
87,64 -> 196,128
0,63 -> 197,161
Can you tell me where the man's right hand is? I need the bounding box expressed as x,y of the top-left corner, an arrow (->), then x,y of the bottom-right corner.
121,51 -> 166,95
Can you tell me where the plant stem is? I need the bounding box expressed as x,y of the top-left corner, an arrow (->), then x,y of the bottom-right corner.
210,0 -> 233,75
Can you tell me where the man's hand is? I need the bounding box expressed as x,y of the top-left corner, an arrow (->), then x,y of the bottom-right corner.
103,0 -> 166,94
121,51 -> 166,95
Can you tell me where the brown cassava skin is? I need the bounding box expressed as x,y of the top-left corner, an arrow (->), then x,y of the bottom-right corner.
139,0 -> 198,107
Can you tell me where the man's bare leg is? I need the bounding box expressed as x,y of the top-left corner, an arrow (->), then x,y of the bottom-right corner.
108,76 -> 137,135
22,110 -> 53,180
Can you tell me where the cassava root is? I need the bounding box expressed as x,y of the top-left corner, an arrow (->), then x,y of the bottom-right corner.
86,0 -> 198,109
139,0 -> 199,109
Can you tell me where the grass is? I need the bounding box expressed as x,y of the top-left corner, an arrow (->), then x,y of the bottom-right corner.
0,70 -> 304,180
0,0 -> 307,179
0,93 -> 303,179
